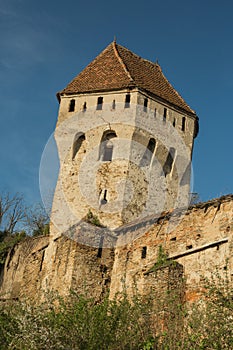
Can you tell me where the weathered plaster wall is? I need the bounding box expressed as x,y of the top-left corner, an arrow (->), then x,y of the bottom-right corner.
0,236 -> 49,300
0,195 -> 232,302
110,195 -> 233,302
51,89 -> 196,236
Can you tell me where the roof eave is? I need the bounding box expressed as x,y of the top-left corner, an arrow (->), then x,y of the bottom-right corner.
57,84 -> 137,100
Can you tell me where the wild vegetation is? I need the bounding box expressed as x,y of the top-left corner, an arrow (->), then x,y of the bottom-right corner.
0,192 -> 49,269
0,269 -> 232,349
0,194 -> 232,349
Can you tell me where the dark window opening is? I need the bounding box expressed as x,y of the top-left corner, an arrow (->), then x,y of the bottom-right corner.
83,102 -> 87,111
97,236 -> 104,258
103,144 -> 113,161
101,189 -> 108,205
173,118 -> 176,127
186,244 -> 193,250
154,108 -> 157,118
143,98 -> 148,112
141,246 -> 147,259
140,138 -> 156,167
170,237 -> 176,242
182,117 -> 186,131
163,108 -> 167,122
97,96 -> 103,110
72,133 -> 85,159
163,147 -> 176,177
104,278 -> 110,285
125,94 -> 130,108
148,138 -> 156,153
69,99 -> 75,112
39,250 -> 45,272
99,131 -> 117,161
112,99 -> 116,109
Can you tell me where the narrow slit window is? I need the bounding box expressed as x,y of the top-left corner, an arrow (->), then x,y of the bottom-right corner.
83,102 -> 87,111
112,99 -> 116,109
140,138 -> 156,167
173,118 -> 176,127
182,117 -> 186,131
100,189 -> 108,205
154,108 -> 157,118
143,98 -> 148,112
141,246 -> 147,259
97,97 -> 103,110
163,147 -> 176,177
69,99 -> 75,112
163,108 -> 167,122
97,236 -> 104,258
125,94 -> 130,108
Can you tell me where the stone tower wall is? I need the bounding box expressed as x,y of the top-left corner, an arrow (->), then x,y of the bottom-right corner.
51,89 -> 197,235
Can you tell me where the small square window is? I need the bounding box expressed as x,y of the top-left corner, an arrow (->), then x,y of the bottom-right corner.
69,99 -> 75,112
97,97 -> 103,110
125,94 -> 130,108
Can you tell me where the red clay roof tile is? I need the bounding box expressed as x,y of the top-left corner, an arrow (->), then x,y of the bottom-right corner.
58,42 -> 196,115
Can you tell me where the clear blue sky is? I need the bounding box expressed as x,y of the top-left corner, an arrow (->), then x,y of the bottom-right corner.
0,0 -> 232,207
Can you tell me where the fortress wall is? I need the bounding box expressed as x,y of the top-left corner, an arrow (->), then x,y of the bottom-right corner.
109,195 -> 233,301
0,196 -> 232,302
0,226 -> 115,301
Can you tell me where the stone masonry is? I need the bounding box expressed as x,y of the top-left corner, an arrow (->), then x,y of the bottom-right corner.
0,195 -> 232,302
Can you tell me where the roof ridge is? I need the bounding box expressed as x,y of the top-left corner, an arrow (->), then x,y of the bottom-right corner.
112,42 -> 134,84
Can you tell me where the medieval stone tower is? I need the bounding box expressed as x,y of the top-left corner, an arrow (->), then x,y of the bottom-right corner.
50,41 -> 199,237
1,42 -> 233,304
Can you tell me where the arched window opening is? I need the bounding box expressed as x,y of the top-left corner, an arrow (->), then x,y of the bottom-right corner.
180,163 -> 191,186
148,138 -> 156,153
99,131 -> 117,161
140,138 -> 156,167
112,100 -> 116,110
83,102 -> 87,111
69,99 -> 75,112
97,96 -> 103,110
182,117 -> 186,131
125,94 -> 130,108
173,118 -> 176,127
163,147 -> 176,177
143,98 -> 148,112
103,143 -> 113,161
72,133 -> 85,159
163,108 -> 167,122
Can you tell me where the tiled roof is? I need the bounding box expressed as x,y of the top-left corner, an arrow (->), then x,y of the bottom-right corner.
58,42 -> 196,115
